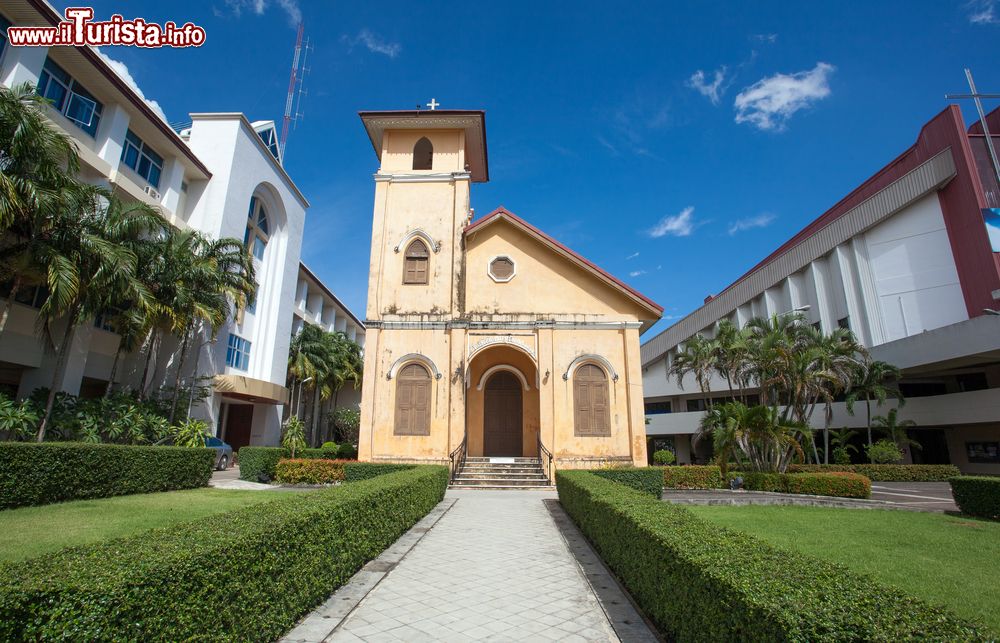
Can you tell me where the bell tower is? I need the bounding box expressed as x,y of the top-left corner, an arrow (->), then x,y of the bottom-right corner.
359,108 -> 489,322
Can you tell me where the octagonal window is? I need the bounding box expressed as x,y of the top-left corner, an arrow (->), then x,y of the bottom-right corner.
489,256 -> 516,283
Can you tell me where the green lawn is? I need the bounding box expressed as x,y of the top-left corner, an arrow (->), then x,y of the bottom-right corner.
689,505 -> 1000,634
0,488 -> 305,564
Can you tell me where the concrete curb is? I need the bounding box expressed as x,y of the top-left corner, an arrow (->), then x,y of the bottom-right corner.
662,489 -> 925,510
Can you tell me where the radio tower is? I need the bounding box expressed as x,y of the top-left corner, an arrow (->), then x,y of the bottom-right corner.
280,23 -> 308,159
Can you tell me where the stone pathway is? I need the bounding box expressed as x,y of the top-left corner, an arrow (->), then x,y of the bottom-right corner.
285,489 -> 658,642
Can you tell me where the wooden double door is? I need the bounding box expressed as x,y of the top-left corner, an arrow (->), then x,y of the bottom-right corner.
482,371 -> 523,457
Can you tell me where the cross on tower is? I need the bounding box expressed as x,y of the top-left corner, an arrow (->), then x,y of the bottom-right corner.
947,68 -> 1000,186
426,98 -> 440,110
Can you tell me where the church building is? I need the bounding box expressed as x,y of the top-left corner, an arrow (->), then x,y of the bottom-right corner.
357,108 -> 662,475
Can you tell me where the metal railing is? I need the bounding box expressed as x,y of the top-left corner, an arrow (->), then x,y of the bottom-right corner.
449,434 -> 468,482
537,435 -> 554,482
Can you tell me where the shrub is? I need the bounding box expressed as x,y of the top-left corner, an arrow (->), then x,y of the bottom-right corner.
867,439 -> 903,464
281,416 -> 307,458
275,458 -> 346,484
0,466 -> 448,641
786,463 -> 960,481
172,418 -> 210,448
330,406 -> 360,444
0,442 -> 213,509
238,446 -> 285,481
337,443 -> 358,460
950,476 -> 1000,520
592,467 -> 662,498
738,471 -> 785,492
652,449 -> 675,465
556,471 -> 985,641
344,462 -> 412,482
661,465 -> 723,489
832,446 -> 852,465
784,472 -> 871,499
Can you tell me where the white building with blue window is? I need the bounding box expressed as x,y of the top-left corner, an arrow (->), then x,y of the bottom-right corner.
0,0 -> 358,448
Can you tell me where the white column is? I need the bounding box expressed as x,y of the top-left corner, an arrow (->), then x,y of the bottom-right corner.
159,156 -> 185,214
94,102 -> 130,169
0,45 -> 47,87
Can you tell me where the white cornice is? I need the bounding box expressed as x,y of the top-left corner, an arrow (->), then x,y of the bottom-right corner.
374,172 -> 471,184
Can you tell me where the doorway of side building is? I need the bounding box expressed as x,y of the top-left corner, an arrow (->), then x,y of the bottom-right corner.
221,402 -> 254,451
907,428 -> 952,464
483,371 -> 523,457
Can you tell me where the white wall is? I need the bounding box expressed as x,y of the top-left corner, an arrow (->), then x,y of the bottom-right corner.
864,193 -> 968,341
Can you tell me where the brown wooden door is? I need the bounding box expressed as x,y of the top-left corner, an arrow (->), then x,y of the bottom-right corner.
483,371 -> 523,456
224,404 -> 254,451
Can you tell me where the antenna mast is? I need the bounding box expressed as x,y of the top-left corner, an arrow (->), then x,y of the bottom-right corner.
280,22 -> 305,157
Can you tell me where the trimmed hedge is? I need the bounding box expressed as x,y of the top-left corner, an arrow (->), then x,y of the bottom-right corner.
950,476 -> 1000,520
240,446 -> 364,481
275,458 -> 347,484
733,471 -> 872,499
557,470 -> 986,641
592,467 -> 663,498
785,463 -> 960,482
0,442 -> 213,509
661,465 -> 724,489
0,465 -> 448,641
344,462 -> 413,482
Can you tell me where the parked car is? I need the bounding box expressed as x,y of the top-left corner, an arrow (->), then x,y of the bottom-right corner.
155,435 -> 233,471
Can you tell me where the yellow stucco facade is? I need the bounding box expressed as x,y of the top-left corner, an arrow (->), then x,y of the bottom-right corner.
357,109 -> 662,476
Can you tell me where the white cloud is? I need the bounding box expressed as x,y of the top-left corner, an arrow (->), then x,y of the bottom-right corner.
95,50 -> 168,123
727,213 -> 776,235
343,29 -> 401,58
626,251 -> 640,260
223,0 -> 301,25
629,270 -> 647,277
687,67 -> 728,105
734,62 -> 835,131
752,33 -> 778,43
648,207 -> 695,238
596,135 -> 619,156
968,0 -> 999,23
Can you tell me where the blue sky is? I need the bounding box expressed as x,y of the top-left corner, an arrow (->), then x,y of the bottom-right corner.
73,0 -> 1000,337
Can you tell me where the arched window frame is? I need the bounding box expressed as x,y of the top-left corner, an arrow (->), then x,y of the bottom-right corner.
572,362 -> 612,437
245,196 -> 270,261
393,362 -> 432,436
403,239 -> 430,285
412,136 -> 433,170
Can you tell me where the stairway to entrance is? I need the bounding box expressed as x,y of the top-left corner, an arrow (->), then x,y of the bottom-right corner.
449,457 -> 553,489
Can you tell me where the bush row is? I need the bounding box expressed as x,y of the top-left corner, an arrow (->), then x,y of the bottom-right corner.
785,463 -> 960,481
735,471 -> 872,499
275,458 -> 348,484
950,476 -> 1000,520
239,446 -> 358,481
592,467 -> 663,498
0,442 -> 213,509
0,465 -> 448,641
556,470 -> 985,641
660,465 -> 724,489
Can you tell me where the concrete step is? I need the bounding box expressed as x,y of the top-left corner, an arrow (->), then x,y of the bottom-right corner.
454,473 -> 549,480
448,484 -> 556,491
463,457 -> 542,464
458,466 -> 546,474
451,477 -> 552,486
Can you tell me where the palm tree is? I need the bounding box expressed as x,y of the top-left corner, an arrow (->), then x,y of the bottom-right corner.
712,319 -> 750,402
871,408 -> 920,452
670,333 -> 717,410
0,83 -> 87,336
845,359 -> 904,447
699,400 -> 807,473
34,191 -> 161,441
829,428 -> 859,464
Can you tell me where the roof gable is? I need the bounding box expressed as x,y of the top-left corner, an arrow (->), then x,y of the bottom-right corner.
464,207 -> 663,321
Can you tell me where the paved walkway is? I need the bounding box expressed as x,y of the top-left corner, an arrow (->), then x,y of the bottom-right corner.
870,481 -> 958,512
286,489 -> 658,642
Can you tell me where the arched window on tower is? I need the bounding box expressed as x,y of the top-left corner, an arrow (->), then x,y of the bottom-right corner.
245,196 -> 269,260
573,364 -> 611,436
403,239 -> 429,284
412,137 -> 433,170
394,363 -> 431,435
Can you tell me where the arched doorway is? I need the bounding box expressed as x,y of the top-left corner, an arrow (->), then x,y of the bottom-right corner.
483,371 -> 523,456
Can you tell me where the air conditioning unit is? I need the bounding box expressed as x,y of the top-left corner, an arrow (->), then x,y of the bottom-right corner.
143,185 -> 161,200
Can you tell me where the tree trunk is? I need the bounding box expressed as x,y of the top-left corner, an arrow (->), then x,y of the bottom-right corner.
104,344 -> 123,399
865,398 -> 873,447
186,328 -> 206,420
137,329 -> 158,401
311,388 -> 321,447
36,305 -> 80,442
0,275 -> 24,339
169,325 -> 192,424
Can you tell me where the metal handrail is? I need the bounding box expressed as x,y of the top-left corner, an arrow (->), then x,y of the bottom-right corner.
537,435 -> 554,482
449,434 -> 468,482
